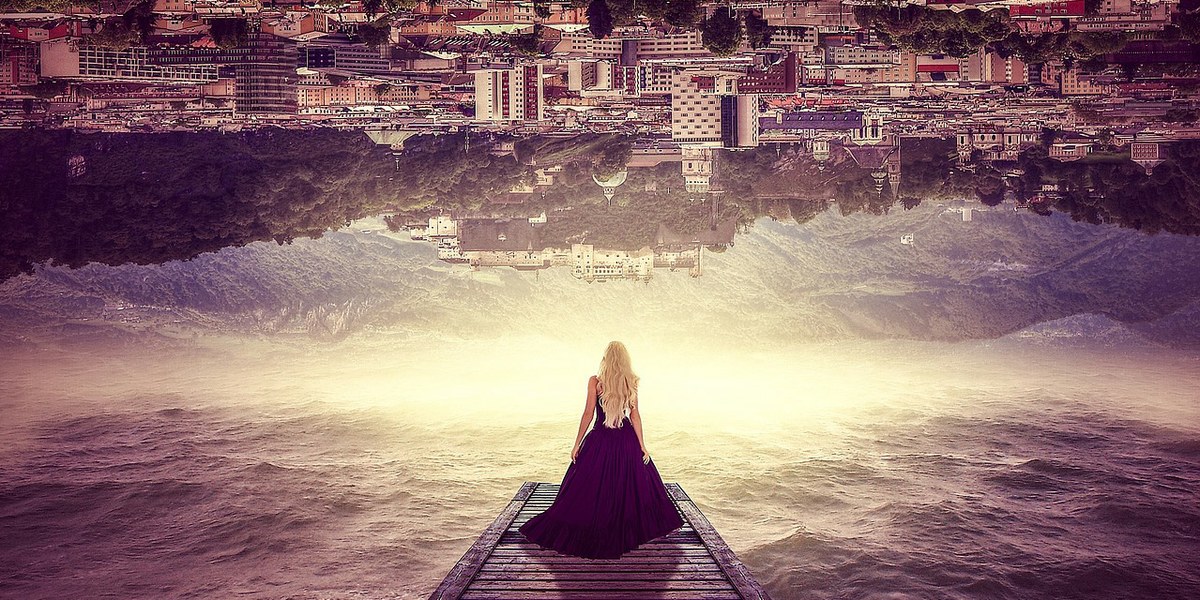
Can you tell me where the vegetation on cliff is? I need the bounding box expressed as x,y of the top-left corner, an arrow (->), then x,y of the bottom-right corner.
5,130 -> 1200,282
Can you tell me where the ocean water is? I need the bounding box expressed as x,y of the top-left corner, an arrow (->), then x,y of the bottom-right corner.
2,335 -> 1198,600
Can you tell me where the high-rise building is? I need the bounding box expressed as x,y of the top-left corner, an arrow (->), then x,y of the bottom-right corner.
720,95 -> 759,148
0,39 -> 39,86
670,71 -> 731,146
737,53 -> 798,94
148,33 -> 299,114
670,71 -> 758,148
473,65 -> 543,122
300,35 -> 391,74
40,40 -> 218,84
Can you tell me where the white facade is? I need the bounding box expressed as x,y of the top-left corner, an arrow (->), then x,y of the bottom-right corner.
670,70 -> 734,146
410,215 -> 458,240
40,40 -> 218,84
474,64 -> 544,122
681,146 -> 714,194
572,244 -> 655,282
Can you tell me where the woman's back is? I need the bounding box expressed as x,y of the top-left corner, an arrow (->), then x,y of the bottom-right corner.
517,349 -> 684,559
593,389 -> 629,429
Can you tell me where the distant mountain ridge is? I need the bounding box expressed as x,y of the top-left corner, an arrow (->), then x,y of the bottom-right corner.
4,204 -> 1200,348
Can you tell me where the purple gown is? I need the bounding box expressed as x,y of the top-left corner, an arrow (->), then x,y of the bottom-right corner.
518,391 -> 685,559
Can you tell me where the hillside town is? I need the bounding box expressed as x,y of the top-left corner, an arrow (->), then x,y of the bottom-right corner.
4,0 -> 1199,135
4,0 -> 1200,280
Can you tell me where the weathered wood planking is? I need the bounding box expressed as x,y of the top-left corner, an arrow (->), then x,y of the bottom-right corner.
428,482 -> 773,600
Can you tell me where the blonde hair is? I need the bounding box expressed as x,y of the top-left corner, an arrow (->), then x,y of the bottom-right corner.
597,341 -> 639,429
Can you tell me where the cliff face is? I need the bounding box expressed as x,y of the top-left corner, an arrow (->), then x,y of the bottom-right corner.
7,129 -> 1200,284
0,128 -> 399,282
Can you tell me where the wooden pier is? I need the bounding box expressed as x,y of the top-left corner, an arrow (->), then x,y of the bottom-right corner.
428,482 -> 772,600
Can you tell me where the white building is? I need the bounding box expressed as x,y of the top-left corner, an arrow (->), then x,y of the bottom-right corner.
670,70 -> 735,146
572,244 -> 656,282
39,40 -> 218,84
474,64 -> 544,122
681,146 -> 714,194
410,215 -> 458,240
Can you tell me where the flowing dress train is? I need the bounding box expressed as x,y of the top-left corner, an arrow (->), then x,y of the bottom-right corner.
518,393 -> 684,559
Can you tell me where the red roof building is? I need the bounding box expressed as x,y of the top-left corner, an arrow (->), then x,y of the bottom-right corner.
1010,0 -> 1086,18
737,53 -> 798,94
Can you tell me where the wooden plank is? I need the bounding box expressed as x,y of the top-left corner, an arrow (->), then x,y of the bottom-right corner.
460,591 -> 743,600
498,532 -> 703,544
488,547 -> 714,556
514,514 -> 689,521
475,565 -> 726,576
499,531 -> 702,541
496,540 -> 706,548
431,481 -> 771,600
494,546 -> 710,555
511,513 -> 689,520
471,571 -> 732,582
426,482 -> 536,600
495,540 -> 705,549
507,522 -> 695,534
481,554 -> 724,566
667,484 -> 773,600
467,580 -> 736,591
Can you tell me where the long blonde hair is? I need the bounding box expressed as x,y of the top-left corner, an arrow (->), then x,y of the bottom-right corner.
597,341 -> 639,429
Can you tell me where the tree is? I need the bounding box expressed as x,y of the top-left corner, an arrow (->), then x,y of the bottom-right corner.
20,80 -> 70,99
587,0 -> 614,39
853,6 -> 1012,59
86,17 -> 142,50
664,0 -> 702,28
533,0 -> 551,19
744,10 -> 771,49
356,20 -> 391,48
1164,108 -> 1199,124
209,19 -> 249,50
701,8 -> 743,56
1182,12 -> 1200,44
975,175 -> 1006,206
593,140 -> 632,178
508,24 -> 544,56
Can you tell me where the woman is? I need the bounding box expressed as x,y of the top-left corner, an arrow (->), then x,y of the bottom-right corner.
518,341 -> 684,559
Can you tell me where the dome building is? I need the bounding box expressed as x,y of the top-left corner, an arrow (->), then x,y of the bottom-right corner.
592,169 -> 629,203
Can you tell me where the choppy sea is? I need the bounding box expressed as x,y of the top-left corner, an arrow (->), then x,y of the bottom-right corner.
2,337 -> 1198,600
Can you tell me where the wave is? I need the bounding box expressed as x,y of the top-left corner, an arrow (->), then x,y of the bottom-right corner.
2,387 -> 1199,600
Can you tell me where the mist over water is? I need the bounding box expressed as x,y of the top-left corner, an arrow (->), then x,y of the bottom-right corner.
2,331 -> 1199,600
3,207 -> 1200,599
